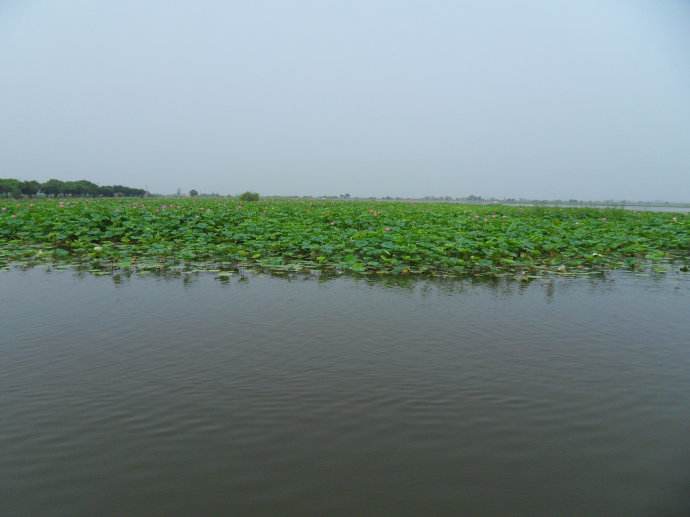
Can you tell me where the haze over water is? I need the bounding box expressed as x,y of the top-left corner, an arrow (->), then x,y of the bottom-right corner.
1,0 -> 690,201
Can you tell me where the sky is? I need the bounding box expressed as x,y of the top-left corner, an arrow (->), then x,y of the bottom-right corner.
1,0 -> 689,201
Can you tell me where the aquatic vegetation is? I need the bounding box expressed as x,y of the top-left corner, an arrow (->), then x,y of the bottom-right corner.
1,198 -> 689,277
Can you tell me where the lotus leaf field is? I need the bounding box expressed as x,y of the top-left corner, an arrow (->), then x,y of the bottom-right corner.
1,198 -> 689,278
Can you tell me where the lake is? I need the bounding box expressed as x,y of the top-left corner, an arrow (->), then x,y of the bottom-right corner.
509,203 -> 690,213
2,269 -> 689,516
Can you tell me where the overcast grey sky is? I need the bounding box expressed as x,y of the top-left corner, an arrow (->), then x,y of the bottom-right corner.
1,1 -> 689,200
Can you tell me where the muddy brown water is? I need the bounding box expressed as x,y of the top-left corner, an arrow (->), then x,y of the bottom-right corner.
2,269 -> 689,516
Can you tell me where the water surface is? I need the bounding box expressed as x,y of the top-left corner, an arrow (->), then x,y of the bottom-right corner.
2,270 -> 689,516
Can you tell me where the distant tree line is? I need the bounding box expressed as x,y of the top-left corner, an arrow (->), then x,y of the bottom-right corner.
239,191 -> 260,202
0,178 -> 147,198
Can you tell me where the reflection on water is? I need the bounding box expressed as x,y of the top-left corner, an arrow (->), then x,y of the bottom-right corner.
1,269 -> 690,516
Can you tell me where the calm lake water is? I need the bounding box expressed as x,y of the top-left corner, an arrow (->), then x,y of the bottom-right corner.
2,269 -> 689,516
621,206 -> 690,213
511,203 -> 690,213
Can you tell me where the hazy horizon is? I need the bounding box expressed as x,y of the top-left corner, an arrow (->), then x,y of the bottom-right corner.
2,1 -> 689,201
